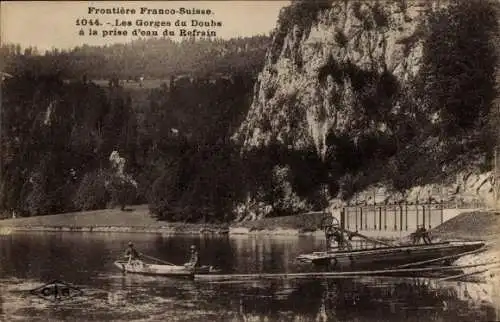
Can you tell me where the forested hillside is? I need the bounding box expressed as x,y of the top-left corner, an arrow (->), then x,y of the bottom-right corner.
0,35 -> 269,221
0,36 -> 269,80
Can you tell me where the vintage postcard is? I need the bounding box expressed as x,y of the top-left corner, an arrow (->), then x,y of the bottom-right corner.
1,0 -> 499,321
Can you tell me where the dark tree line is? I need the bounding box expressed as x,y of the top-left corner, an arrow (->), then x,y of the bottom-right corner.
0,73 -> 137,215
1,35 -> 270,80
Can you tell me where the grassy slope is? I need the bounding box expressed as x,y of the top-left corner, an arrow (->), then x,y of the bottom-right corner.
431,211 -> 500,241
0,207 -> 324,231
0,205 -> 224,230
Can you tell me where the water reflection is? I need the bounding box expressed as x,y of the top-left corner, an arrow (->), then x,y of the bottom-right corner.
228,278 -> 499,322
0,232 -> 499,321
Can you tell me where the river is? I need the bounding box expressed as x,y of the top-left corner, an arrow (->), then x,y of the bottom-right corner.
1,232 -> 499,321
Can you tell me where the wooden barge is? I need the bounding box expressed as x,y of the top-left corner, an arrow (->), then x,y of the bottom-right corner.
296,240 -> 486,270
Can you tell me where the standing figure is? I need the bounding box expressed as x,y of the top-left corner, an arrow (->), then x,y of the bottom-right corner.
331,227 -> 352,251
325,225 -> 335,250
324,214 -> 352,251
411,226 -> 432,244
185,245 -> 200,269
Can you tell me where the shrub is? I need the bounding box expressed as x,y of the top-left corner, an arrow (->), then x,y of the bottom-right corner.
420,0 -> 497,135
107,177 -> 137,211
74,170 -> 109,211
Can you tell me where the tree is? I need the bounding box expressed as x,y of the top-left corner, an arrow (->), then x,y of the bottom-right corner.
107,177 -> 137,211
74,170 -> 109,211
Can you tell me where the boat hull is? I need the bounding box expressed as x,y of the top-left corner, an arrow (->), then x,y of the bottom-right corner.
296,241 -> 485,271
114,260 -> 217,277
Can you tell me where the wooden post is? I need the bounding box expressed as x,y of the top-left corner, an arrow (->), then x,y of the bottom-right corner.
341,208 -> 345,230
429,207 -> 432,229
416,200 -> 419,228
405,203 -> 408,231
366,207 -> 369,230
364,207 -> 367,229
422,203 -> 426,228
384,205 -> 387,230
360,207 -> 363,230
345,207 -> 349,229
355,206 -> 358,231
393,203 -> 397,231
428,198 -> 432,229
428,204 -> 432,229
399,204 -> 403,231
440,200 -> 444,225
378,207 -> 382,231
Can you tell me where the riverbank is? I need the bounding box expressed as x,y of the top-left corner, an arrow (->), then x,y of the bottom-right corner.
0,206 -> 329,236
0,205 -> 230,235
429,211 -> 500,282
1,206 -> 499,240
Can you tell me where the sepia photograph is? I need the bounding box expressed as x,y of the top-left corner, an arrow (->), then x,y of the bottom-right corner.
1,0 -> 500,321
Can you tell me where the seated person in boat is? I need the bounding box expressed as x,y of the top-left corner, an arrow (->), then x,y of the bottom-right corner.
411,226 -> 432,244
184,245 -> 200,268
125,242 -> 141,262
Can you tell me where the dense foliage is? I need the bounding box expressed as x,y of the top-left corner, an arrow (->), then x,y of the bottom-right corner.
1,36 -> 270,80
0,73 -> 136,215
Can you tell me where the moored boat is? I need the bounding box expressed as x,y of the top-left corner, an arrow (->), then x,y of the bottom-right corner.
297,240 -> 486,270
114,260 -> 219,277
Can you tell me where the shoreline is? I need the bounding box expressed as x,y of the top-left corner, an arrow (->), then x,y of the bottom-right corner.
0,206 -> 332,237
0,225 -> 328,237
1,207 -> 497,240
0,223 -> 489,240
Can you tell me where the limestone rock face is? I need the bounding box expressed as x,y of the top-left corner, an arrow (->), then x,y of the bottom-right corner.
347,171 -> 496,208
234,1 -> 443,158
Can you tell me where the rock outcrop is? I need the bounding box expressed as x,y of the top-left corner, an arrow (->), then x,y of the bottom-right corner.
345,171 -> 496,208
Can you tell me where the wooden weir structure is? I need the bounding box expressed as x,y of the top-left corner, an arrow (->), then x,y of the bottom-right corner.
341,200 -> 447,233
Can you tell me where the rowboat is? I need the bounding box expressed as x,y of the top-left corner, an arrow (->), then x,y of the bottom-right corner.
296,240 -> 486,270
114,260 -> 219,277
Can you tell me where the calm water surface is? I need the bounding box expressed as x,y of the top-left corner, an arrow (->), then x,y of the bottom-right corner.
0,232 -> 499,321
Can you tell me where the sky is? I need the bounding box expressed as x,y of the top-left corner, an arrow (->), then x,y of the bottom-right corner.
1,1 -> 290,52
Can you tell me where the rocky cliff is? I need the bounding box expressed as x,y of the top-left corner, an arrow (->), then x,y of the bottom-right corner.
236,0 -> 433,155
233,0 -> 499,218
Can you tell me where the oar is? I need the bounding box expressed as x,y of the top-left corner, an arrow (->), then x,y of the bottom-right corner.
140,253 -> 177,266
